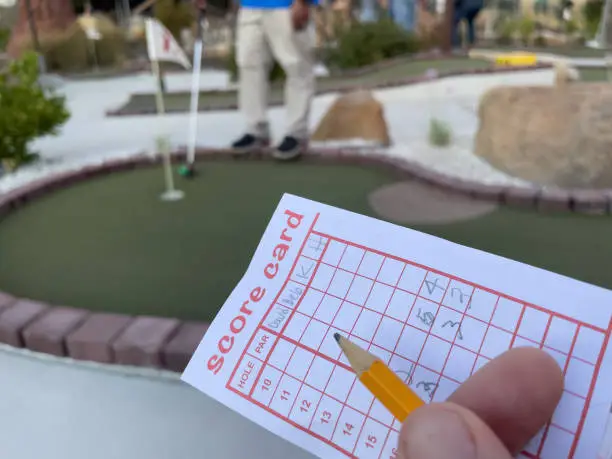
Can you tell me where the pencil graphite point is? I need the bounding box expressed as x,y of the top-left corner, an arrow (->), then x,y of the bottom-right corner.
333,332 -> 341,343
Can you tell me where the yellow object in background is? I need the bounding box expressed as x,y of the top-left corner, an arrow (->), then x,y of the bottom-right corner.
335,334 -> 425,422
494,52 -> 538,67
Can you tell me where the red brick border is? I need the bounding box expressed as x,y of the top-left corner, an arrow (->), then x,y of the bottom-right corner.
0,145 -> 610,372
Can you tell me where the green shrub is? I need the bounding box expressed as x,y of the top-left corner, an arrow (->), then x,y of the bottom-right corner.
154,0 -> 195,40
40,28 -> 90,72
428,118 -> 451,147
324,19 -> 421,70
517,16 -> 536,45
533,34 -> 547,47
23,17 -> 126,72
226,46 -> 286,83
564,17 -> 580,36
583,0 -> 603,39
0,28 -> 9,52
90,13 -> 126,67
0,52 -> 70,170
495,16 -> 516,45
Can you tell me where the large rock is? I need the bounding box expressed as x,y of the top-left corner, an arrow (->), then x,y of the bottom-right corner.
474,83 -> 612,188
311,90 -> 391,145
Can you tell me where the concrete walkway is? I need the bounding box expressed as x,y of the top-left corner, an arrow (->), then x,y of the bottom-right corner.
0,345 -> 315,459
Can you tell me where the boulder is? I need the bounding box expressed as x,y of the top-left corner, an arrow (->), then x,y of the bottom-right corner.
311,90 -> 391,145
474,83 -> 612,188
554,61 -> 580,86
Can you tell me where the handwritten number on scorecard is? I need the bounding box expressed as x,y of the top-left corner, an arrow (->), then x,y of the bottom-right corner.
391,447 -> 398,458
424,277 -> 444,295
417,381 -> 437,400
343,423 -> 354,436
450,287 -> 469,304
281,285 -> 304,307
300,399 -> 312,413
442,320 -> 463,340
308,236 -> 326,253
296,261 -> 314,281
320,410 -> 332,424
417,308 -> 435,326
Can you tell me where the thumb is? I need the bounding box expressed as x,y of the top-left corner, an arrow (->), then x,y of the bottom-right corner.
397,402 -> 513,459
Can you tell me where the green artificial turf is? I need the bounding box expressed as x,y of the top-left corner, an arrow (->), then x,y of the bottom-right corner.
1,160 -> 611,322
113,58 -> 492,115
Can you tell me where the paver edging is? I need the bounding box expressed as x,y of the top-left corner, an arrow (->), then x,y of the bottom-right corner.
0,145 -> 609,370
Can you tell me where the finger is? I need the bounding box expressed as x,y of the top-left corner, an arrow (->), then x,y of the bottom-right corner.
448,347 -> 564,455
397,402 -> 513,459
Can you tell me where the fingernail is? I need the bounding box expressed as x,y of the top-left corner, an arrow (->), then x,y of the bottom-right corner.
401,408 -> 477,459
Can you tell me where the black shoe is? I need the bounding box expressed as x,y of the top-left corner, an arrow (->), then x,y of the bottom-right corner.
231,134 -> 270,153
272,136 -> 305,161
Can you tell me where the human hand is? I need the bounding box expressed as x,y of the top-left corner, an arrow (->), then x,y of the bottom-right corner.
397,347 -> 564,459
291,0 -> 310,30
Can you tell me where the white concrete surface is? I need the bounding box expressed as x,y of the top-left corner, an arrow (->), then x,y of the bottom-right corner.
0,345 -> 315,459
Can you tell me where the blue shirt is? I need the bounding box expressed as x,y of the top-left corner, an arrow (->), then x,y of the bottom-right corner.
240,0 -> 318,8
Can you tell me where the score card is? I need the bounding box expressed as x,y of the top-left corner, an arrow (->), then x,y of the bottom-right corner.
181,193 -> 612,459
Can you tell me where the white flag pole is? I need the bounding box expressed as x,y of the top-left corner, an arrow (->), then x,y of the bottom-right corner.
180,5 -> 206,178
146,18 -> 185,201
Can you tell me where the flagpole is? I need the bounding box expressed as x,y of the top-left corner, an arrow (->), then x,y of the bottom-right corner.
146,18 -> 185,202
180,2 -> 206,178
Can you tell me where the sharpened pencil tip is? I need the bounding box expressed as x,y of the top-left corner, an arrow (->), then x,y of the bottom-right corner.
334,332 -> 341,343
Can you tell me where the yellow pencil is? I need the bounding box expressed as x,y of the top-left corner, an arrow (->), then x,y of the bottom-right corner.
334,333 -> 425,422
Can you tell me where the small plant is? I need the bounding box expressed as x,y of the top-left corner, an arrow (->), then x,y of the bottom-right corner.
154,0 -> 195,40
517,15 -> 536,46
0,28 -> 9,52
428,118 -> 451,147
533,33 -> 548,47
323,18 -> 421,70
495,16 -> 516,45
583,0 -> 603,39
0,52 -> 70,170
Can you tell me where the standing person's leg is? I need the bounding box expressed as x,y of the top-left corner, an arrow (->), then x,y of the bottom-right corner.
465,6 -> 480,45
265,8 -> 315,159
451,6 -> 463,48
232,8 -> 273,151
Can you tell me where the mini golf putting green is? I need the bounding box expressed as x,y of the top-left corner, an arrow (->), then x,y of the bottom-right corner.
1,159 -> 611,322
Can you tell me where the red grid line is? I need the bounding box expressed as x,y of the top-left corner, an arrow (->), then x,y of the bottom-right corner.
224,214 -> 320,397
508,304 -> 528,349
536,323 -> 581,457
292,279 -> 597,365
345,258 -> 393,456
281,240 -> 333,419
309,231 -> 607,334
407,275 -> 451,391
327,250 -> 368,447
434,288 -> 476,396
226,229 -> 612,459
534,315 -> 556,457
468,296 -> 500,376
570,319 -> 612,458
